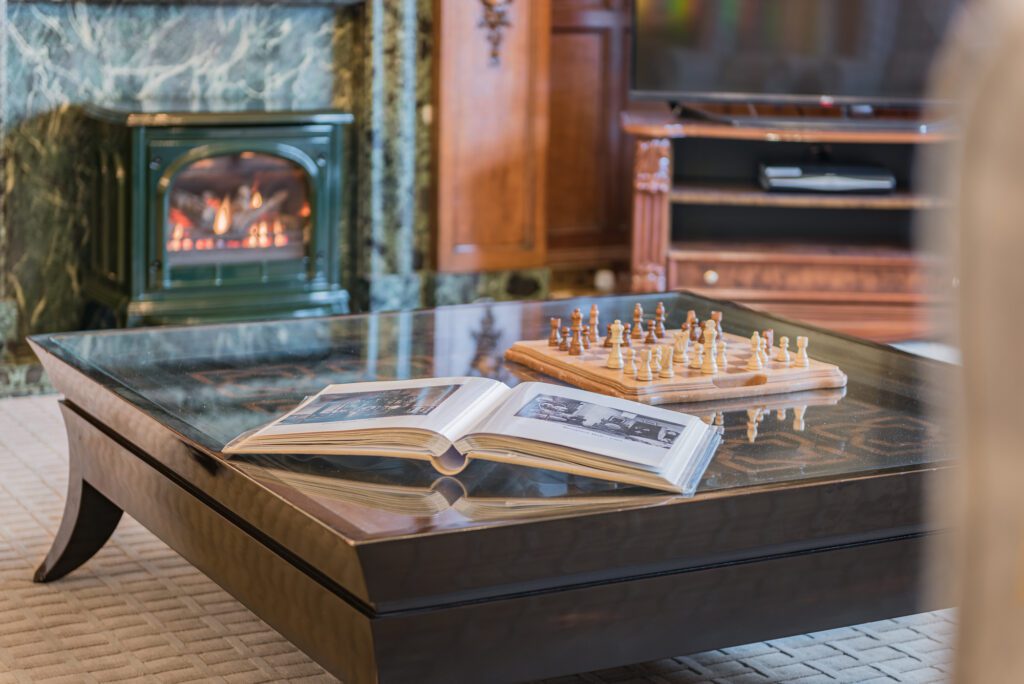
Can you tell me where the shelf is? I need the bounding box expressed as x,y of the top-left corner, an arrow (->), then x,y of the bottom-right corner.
668,241 -> 930,266
622,110 -> 952,144
669,182 -> 946,211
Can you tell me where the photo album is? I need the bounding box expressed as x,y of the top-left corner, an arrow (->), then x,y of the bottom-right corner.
223,377 -> 722,494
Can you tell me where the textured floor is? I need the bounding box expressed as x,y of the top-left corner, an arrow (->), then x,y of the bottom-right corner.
0,395 -> 955,683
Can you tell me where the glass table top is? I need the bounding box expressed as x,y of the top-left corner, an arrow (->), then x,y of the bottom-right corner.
36,293 -> 952,540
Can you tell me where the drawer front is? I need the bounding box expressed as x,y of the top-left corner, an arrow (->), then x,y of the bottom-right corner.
668,256 -> 926,295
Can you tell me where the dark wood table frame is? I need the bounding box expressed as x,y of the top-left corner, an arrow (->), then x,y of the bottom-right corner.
28,299 -> 949,683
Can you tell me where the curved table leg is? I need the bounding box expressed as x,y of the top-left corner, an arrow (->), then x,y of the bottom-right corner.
34,444 -> 123,583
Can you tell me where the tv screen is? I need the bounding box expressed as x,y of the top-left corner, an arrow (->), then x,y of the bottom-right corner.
633,0 -> 963,106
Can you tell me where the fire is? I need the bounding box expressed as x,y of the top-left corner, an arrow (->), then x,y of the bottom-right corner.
213,196 -> 232,236
299,202 -> 311,218
251,189 -> 263,209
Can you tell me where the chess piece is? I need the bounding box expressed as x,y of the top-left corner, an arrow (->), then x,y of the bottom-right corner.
687,311 -> 700,342
654,302 -> 667,338
716,337 -> 728,370
746,407 -> 761,443
691,342 -> 704,370
714,411 -> 724,427
673,331 -> 690,365
569,309 -> 584,355
659,346 -> 675,378
606,319 -> 624,369
559,326 -> 570,352
793,405 -> 807,431
777,336 -> 791,364
622,323 -> 632,347
746,332 -> 763,371
588,304 -> 600,344
795,336 -> 810,367
762,329 -> 774,350
651,346 -> 662,373
759,337 -> 769,367
701,321 -> 719,375
626,348 -> 638,376
548,318 -> 561,347
644,321 -> 658,344
710,310 -> 723,333
582,325 -> 591,350
632,303 -> 645,340
636,349 -> 654,381
603,323 -> 614,348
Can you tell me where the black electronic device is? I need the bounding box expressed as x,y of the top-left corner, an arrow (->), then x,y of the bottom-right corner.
632,0 -> 963,108
758,164 -> 897,194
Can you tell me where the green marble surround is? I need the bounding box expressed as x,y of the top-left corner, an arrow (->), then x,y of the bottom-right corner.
0,0 -> 546,395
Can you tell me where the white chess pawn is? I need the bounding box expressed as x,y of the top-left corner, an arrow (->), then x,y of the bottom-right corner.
690,342 -> 704,370
777,336 -> 791,365
673,331 -> 690,366
651,346 -> 662,374
716,337 -> 728,370
606,319 -> 624,369
701,323 -> 719,375
793,405 -> 807,431
759,337 -> 770,366
659,346 -> 675,378
636,349 -> 654,381
746,332 -> 763,371
795,336 -> 810,367
626,348 -> 638,376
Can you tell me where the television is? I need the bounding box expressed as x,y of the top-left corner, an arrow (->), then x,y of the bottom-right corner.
632,0 -> 963,107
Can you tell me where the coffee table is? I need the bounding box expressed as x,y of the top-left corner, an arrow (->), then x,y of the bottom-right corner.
28,293 -> 951,683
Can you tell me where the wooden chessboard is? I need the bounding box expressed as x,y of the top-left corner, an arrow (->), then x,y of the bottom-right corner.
504,331 -> 848,405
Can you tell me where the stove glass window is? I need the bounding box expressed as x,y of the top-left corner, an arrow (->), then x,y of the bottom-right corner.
165,152 -> 310,267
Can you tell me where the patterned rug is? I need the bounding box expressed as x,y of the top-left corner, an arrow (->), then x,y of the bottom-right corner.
0,396 -> 955,683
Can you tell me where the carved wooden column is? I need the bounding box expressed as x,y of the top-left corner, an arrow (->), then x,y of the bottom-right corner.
630,138 -> 672,292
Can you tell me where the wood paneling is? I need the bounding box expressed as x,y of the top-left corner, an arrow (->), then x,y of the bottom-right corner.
435,0 -> 550,273
546,0 -> 631,267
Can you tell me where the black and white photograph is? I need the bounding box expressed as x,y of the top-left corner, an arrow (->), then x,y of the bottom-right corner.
515,394 -> 684,449
280,384 -> 462,425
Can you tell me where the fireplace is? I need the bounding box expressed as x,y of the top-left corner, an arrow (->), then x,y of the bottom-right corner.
82,106 -> 351,326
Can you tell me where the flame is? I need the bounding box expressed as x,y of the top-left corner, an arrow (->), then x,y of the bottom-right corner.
171,224 -> 185,241
251,189 -> 263,209
272,219 -> 284,234
299,202 -> 311,218
213,196 -> 232,236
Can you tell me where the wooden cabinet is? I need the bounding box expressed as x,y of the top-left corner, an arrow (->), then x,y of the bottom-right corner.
434,0 -> 550,273
546,0 -> 632,268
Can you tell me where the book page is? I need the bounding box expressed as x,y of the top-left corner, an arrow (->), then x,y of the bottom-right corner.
466,382 -> 708,471
231,377 -> 510,445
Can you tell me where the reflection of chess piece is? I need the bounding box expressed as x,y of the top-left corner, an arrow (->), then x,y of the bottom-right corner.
746,332 -> 763,371
795,336 -> 810,367
659,346 -> 675,378
559,326 -> 570,352
626,348 -> 638,376
691,342 -> 704,370
702,322 -> 719,375
632,303 -> 645,340
793,405 -> 806,431
588,304 -> 600,344
716,337 -> 728,370
606,320 -> 624,369
673,331 -> 690,365
746,407 -> 761,443
714,411 -> 724,427
549,318 -> 561,347
637,349 -> 654,381
778,336 -> 791,365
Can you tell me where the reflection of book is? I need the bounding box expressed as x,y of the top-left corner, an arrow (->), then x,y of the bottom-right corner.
232,455 -> 674,519
224,377 -> 721,494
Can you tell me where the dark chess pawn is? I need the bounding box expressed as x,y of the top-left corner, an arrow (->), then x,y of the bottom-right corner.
559,326 -> 571,352
644,320 -> 658,344
582,325 -> 591,350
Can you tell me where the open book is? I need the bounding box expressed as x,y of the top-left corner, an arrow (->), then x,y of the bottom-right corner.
224,378 -> 721,494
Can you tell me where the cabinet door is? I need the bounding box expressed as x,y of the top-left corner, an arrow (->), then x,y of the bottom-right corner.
546,0 -> 632,267
435,0 -> 550,273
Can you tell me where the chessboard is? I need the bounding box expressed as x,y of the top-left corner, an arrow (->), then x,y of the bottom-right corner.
504,302 -> 848,405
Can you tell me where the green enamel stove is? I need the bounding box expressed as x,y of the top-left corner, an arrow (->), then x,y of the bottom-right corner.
82,106 -> 352,326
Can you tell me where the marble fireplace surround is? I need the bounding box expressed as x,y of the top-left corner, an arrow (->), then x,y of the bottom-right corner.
0,0 -> 548,355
